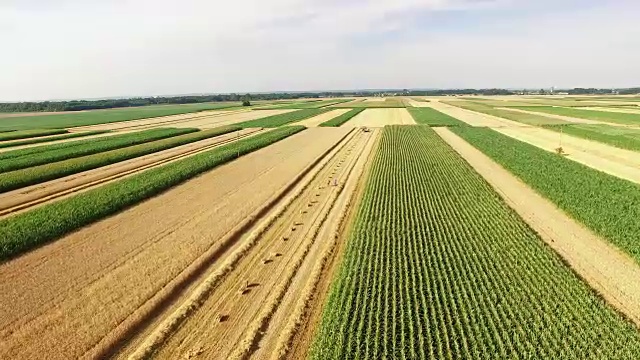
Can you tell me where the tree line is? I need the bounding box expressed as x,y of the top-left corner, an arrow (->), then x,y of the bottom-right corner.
2,88 -> 638,113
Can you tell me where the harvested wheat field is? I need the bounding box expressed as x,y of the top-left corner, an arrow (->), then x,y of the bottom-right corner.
0,128 -> 353,359
341,108 -> 415,127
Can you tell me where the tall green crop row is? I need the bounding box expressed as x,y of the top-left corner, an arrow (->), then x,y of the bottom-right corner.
310,125 -> 640,359
0,127 -> 197,172
0,129 -> 68,141
0,125 -> 241,193
450,126 -> 640,263
0,126 -> 304,260
319,109 -> 364,127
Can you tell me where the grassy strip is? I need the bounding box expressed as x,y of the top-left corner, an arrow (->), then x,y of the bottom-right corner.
544,124 -> 640,152
0,126 -> 241,193
451,126 -> 640,263
513,106 -> 640,125
444,100 -> 568,125
0,126 -> 304,260
237,109 -> 330,128
0,130 -> 110,149
0,129 -> 68,141
0,128 -> 197,172
0,103 -> 241,131
407,107 -> 467,126
319,109 -> 364,127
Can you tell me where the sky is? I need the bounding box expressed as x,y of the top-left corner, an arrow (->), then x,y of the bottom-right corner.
0,0 -> 639,101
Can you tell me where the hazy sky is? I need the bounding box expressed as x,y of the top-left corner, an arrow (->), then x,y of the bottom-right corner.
1,0 -> 639,101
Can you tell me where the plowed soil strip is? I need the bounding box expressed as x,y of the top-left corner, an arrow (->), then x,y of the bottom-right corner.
0,128 -> 349,360
341,108 -> 415,127
0,129 -> 263,218
435,127 -> 640,327
134,130 -> 374,360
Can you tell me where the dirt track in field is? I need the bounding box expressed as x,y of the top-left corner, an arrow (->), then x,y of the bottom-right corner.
436,127 -> 640,328
0,128 -> 350,360
341,108 -> 415,127
0,129 -> 263,218
292,109 -> 350,127
125,128 -> 377,360
432,100 -> 640,184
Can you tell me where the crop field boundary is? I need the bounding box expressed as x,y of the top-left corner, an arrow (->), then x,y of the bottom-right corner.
86,128 -> 355,359
286,128 -> 382,360
436,126 -> 640,327
0,128 -> 264,219
0,127 -> 305,261
77,108 -> 250,132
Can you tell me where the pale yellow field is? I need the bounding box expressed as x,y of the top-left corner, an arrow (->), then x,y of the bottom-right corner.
341,108 -> 415,127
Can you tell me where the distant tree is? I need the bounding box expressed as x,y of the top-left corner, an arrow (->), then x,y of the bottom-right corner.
242,94 -> 251,106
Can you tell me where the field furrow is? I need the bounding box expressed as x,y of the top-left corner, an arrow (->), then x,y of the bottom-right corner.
127,128 -> 376,359
0,128 -> 347,360
0,128 -> 263,218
